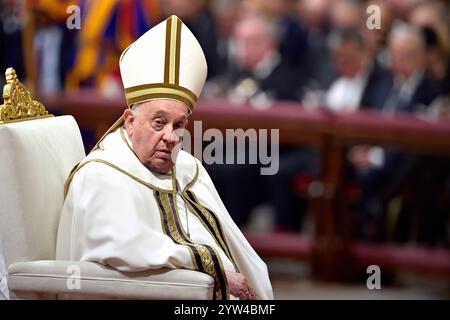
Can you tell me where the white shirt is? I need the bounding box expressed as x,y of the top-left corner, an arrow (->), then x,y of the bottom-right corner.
325,66 -> 371,112
382,70 -> 424,114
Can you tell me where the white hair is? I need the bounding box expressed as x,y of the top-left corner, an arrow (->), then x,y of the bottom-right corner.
388,20 -> 426,50
235,14 -> 279,42
129,100 -> 192,116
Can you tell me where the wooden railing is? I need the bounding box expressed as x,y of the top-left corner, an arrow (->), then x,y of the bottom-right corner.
43,92 -> 450,281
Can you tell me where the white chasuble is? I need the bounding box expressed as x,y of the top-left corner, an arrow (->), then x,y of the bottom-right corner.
56,124 -> 273,300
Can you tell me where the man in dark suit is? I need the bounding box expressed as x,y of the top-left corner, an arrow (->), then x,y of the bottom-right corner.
223,15 -> 305,105
206,15 -> 305,228
269,28 -> 393,232
352,23 -> 445,241
322,29 -> 392,111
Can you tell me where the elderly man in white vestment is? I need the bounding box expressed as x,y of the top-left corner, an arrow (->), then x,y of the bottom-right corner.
56,15 -> 273,300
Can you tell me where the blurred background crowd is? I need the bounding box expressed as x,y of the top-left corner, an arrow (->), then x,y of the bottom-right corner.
0,0 -> 449,250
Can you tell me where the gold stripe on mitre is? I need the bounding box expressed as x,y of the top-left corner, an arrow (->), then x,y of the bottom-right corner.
164,15 -> 182,85
124,83 -> 197,111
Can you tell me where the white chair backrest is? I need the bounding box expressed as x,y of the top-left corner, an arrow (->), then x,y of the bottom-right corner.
0,68 -> 86,268
0,116 -> 86,267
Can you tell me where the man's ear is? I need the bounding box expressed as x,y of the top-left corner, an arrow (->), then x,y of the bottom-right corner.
123,108 -> 135,136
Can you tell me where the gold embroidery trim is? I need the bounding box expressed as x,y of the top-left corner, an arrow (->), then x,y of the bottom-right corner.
154,190 -> 229,300
155,191 -> 199,270
164,15 -> 182,85
174,17 -> 182,85
64,158 -> 173,198
164,16 -> 172,84
119,125 -> 142,160
183,191 -> 238,272
173,164 -> 238,271
168,16 -> 177,84
182,162 -> 200,192
123,16 -> 198,109
124,83 -> 196,110
91,116 -> 124,152
64,158 -> 227,297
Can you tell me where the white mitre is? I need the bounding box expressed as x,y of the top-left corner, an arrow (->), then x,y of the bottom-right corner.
119,15 -> 207,111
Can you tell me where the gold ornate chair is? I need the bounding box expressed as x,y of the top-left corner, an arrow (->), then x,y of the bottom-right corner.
0,68 -> 214,299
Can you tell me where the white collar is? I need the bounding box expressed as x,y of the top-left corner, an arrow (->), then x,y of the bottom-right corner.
253,51 -> 281,80
84,127 -> 198,192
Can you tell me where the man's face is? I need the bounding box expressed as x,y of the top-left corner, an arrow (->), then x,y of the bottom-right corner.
234,20 -> 275,71
333,42 -> 365,77
390,36 -> 424,80
124,99 -> 189,174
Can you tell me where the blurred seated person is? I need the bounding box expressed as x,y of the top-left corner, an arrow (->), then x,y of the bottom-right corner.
235,0 -> 308,68
323,28 -> 392,112
270,28 -> 392,233
409,1 -> 449,95
303,26 -> 392,109
329,0 -> 362,30
350,22 -> 446,241
205,14 -> 305,228
222,14 -> 305,106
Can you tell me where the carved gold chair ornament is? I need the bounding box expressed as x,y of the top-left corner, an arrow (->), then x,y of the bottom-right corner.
0,68 -> 52,124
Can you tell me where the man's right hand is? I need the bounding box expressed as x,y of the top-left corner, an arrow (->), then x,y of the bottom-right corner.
225,271 -> 257,300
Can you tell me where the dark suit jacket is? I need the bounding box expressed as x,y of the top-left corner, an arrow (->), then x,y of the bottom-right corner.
382,73 -> 444,113
322,62 -> 444,112
359,62 -> 392,110
321,61 -> 392,111
225,59 -> 305,102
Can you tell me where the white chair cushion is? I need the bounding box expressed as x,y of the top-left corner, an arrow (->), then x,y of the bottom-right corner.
8,260 -> 214,300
